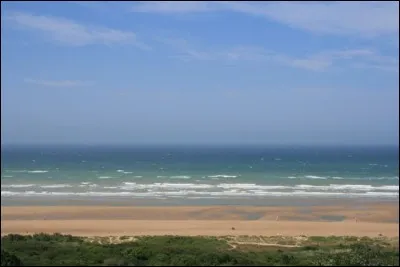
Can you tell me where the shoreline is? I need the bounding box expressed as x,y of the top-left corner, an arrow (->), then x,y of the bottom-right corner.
2,195 -> 398,207
2,204 -> 398,237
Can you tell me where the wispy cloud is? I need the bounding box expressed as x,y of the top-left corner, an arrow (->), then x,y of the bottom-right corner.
5,11 -> 149,49
221,1 -> 399,38
24,78 -> 94,87
132,1 -> 213,14
133,1 -> 399,38
66,1 -> 129,15
158,36 -> 275,62
274,49 -> 370,71
156,37 -> 213,61
284,49 -> 398,72
67,1 -> 105,6
159,36 -> 398,72
221,46 -> 273,62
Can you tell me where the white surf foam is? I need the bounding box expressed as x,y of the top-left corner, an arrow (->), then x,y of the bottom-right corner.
286,175 -> 397,181
208,175 -> 238,178
28,170 -> 49,173
1,184 -> 35,188
98,176 -> 113,179
2,190 -> 397,198
294,184 -> 399,192
217,183 -> 289,190
40,184 -> 72,189
116,170 -> 133,174
304,175 -> 328,179
1,191 -> 20,196
169,176 -> 191,179
9,170 -> 29,173
120,182 -> 214,190
115,182 -> 400,193
9,170 -> 49,173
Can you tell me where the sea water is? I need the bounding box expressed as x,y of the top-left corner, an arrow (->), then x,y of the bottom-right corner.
1,145 -> 398,204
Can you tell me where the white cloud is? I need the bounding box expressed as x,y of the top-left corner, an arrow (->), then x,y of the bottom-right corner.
133,1 -> 399,38
67,1 -> 104,6
288,58 -> 332,72
67,1 -> 101,6
5,12 -> 149,48
158,36 -> 276,62
159,37 -> 398,72
221,46 -> 272,62
67,1 -> 128,14
277,49 -> 398,72
132,1 -> 213,13
24,78 -> 94,87
156,36 -> 213,61
220,1 -> 399,38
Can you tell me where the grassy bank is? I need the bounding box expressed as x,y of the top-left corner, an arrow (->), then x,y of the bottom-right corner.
1,234 -> 399,266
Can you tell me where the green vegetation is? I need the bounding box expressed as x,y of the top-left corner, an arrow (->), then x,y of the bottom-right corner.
1,250 -> 23,267
1,233 -> 399,266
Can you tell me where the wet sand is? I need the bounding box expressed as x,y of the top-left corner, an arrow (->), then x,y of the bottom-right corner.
1,204 -> 398,237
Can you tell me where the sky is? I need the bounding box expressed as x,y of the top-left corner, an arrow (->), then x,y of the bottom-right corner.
1,1 -> 399,146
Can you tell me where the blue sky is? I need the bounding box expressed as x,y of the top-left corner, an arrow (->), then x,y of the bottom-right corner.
1,1 -> 399,145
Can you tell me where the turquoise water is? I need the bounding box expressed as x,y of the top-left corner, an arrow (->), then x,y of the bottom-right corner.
1,145 -> 398,201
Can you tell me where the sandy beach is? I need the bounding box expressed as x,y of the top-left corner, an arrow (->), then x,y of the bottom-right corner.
1,203 -> 398,237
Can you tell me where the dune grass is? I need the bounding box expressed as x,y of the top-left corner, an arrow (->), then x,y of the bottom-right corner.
1,233 -> 399,266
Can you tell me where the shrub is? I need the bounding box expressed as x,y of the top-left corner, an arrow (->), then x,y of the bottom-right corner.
1,250 -> 23,266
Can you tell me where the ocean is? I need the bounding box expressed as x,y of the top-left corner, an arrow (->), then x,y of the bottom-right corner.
1,145 -> 399,205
